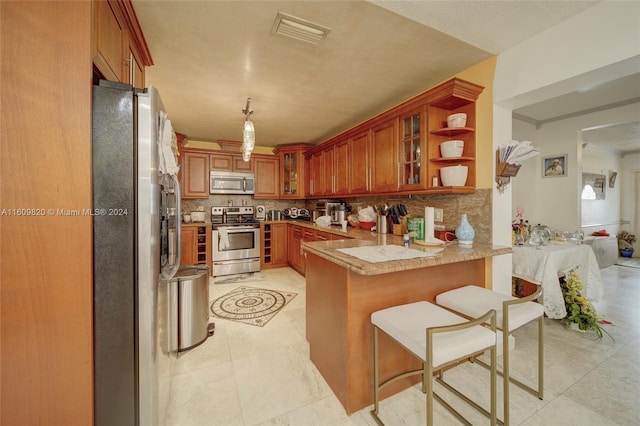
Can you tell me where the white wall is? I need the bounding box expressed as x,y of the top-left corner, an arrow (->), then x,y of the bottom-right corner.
512,102 -> 637,233
494,2 -> 640,109
581,146 -> 622,235
622,153 -> 640,236
491,1 -> 640,294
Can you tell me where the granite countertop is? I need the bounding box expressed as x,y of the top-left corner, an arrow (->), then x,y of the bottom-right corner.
295,221 -> 511,275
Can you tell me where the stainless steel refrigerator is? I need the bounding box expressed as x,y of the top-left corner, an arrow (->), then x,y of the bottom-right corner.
92,80 -> 181,426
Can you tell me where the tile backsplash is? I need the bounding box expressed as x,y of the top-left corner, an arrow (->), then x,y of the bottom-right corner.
312,189 -> 492,244
181,190 -> 492,244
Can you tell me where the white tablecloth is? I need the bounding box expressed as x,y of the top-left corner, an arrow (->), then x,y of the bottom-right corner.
512,243 -> 603,319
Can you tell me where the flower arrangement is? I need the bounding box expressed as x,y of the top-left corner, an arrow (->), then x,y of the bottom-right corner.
560,270 -> 612,339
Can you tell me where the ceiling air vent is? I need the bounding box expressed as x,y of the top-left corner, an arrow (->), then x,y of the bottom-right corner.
271,12 -> 330,45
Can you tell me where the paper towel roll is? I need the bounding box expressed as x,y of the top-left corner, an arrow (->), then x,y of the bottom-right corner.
425,207 -> 435,240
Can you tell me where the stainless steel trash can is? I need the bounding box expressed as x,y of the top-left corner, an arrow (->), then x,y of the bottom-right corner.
172,265 -> 210,351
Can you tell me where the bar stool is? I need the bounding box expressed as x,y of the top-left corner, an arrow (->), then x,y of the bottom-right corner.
371,301 -> 497,425
436,285 -> 544,425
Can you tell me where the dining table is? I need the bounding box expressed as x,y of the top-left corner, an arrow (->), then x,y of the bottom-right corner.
512,242 -> 604,319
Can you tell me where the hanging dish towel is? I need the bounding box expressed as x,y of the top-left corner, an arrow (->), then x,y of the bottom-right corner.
218,227 -> 230,250
158,111 -> 180,175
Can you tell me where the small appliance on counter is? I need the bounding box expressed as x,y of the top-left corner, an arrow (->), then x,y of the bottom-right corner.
314,199 -> 346,224
282,207 -> 311,221
255,205 -> 266,220
268,209 -> 282,221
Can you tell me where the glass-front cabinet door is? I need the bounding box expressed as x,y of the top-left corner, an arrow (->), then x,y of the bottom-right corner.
399,109 -> 425,190
283,152 -> 298,195
273,144 -> 309,199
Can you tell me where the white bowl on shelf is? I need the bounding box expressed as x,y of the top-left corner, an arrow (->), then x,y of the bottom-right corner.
440,165 -> 468,186
440,140 -> 464,158
447,113 -> 467,128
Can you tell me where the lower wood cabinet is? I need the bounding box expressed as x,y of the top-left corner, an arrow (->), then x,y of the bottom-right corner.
180,224 -> 211,270
261,222 -> 288,268
286,224 -> 352,276
288,225 -> 304,275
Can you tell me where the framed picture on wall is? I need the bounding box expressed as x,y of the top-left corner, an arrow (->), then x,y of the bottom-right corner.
542,154 -> 567,178
609,171 -> 617,188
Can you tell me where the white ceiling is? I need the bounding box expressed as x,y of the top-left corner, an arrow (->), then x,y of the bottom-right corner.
131,0 -> 638,153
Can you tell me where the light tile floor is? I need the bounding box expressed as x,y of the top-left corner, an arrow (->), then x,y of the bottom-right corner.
167,263 -> 640,425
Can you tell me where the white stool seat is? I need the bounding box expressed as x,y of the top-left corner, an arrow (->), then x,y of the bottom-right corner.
436,285 -> 544,332
372,301 -> 496,368
370,301 -> 498,425
436,285 -> 544,426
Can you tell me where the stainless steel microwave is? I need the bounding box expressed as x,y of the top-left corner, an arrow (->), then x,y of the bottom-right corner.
210,171 -> 255,194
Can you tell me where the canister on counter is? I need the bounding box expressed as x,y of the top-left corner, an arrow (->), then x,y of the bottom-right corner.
403,234 -> 410,247
407,216 -> 425,241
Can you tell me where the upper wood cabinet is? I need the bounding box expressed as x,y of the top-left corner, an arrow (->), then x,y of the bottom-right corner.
349,130 -> 371,194
398,107 -> 427,191
181,151 -> 209,199
210,152 -> 253,171
92,0 -> 152,88
333,138 -> 350,195
303,77 -> 483,198
369,118 -> 399,193
93,1 -> 125,82
253,155 -> 279,199
428,97 -> 476,192
273,145 -> 308,199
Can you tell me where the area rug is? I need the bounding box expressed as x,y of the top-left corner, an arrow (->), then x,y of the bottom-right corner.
209,286 -> 297,327
615,257 -> 640,269
213,271 -> 265,285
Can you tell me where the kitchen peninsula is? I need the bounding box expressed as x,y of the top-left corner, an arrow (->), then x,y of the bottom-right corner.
302,235 -> 511,414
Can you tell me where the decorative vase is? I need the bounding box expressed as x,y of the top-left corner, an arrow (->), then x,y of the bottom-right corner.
620,248 -> 634,258
455,214 -> 475,246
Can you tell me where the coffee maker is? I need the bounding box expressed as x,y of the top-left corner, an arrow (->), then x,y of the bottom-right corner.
330,204 -> 346,225
313,199 -> 347,225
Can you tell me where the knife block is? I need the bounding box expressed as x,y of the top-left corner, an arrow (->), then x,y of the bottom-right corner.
393,217 -> 408,236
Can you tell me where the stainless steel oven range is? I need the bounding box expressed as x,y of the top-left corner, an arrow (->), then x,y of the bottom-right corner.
211,206 -> 261,277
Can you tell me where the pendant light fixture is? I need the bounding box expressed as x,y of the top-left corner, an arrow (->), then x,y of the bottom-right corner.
242,98 -> 255,161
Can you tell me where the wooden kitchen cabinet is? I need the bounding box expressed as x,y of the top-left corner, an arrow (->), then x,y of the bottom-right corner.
398,107 -> 427,191
181,224 -> 211,268
210,152 -> 253,171
288,225 -> 304,275
125,35 -> 145,88
427,79 -> 482,191
300,77 -> 482,198
253,155 -> 280,199
333,138 -> 350,195
349,130 -> 371,194
92,0 -> 152,88
93,0 -> 126,83
261,222 -> 288,268
369,117 -> 399,193
321,145 -> 335,195
308,151 -> 324,197
180,226 -> 197,265
181,150 -> 209,199
274,144 -> 308,199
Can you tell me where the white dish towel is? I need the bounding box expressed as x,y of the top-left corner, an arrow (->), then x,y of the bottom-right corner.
218,227 -> 230,250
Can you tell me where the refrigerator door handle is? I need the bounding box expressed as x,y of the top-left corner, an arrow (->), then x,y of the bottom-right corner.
168,173 -> 181,279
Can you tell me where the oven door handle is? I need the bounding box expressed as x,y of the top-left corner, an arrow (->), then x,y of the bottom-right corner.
218,226 -> 259,232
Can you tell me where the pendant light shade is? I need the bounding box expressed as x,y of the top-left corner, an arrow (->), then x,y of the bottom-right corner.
241,98 -> 255,161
